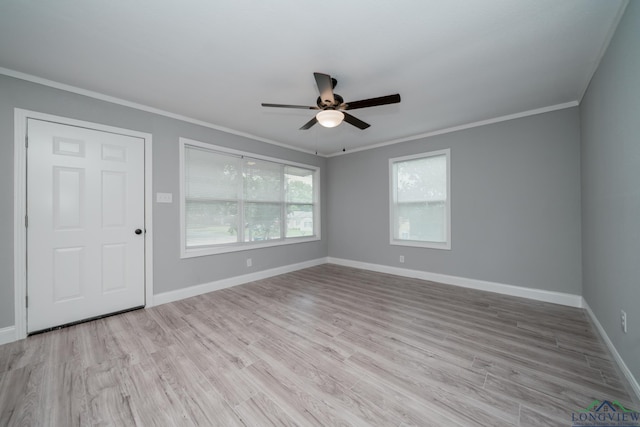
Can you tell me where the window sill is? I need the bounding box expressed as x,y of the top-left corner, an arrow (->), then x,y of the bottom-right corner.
390,239 -> 451,250
181,235 -> 321,258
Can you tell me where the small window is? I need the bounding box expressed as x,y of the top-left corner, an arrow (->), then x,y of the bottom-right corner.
389,149 -> 450,250
180,138 -> 320,257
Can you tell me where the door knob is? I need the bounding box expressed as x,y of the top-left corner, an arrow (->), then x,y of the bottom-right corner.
135,229 -> 143,235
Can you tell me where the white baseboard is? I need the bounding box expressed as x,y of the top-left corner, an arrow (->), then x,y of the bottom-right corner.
583,299 -> 640,403
153,257 -> 328,306
327,257 -> 584,308
0,326 -> 16,345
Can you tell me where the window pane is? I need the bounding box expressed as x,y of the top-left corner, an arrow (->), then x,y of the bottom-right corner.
285,166 -> 314,203
396,154 -> 447,203
391,150 -> 449,247
286,204 -> 313,237
185,147 -> 239,200
244,159 -> 282,202
181,139 -> 320,256
186,200 -> 238,246
396,201 -> 446,242
244,202 -> 281,241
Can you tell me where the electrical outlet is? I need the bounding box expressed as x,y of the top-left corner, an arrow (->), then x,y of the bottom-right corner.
621,310 -> 627,333
246,258 -> 252,267
399,255 -> 405,263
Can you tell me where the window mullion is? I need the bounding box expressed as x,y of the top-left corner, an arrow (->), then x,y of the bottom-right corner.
238,157 -> 245,243
280,165 -> 285,239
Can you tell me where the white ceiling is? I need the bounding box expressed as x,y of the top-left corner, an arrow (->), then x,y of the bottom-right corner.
0,1 -> 627,155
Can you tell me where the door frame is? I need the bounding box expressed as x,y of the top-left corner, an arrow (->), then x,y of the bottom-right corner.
13,108 -> 154,340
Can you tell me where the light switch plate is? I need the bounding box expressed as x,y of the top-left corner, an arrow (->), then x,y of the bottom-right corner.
156,192 -> 173,203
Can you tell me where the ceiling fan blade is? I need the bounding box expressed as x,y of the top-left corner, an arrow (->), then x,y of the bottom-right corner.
299,117 -> 318,130
261,103 -> 319,110
344,94 -> 401,110
314,72 -> 335,106
343,112 -> 370,130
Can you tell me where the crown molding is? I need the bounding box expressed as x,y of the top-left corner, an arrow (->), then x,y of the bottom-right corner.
0,67 -> 322,157
326,101 -> 579,157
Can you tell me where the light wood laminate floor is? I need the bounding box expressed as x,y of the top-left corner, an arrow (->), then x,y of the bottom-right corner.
1,264 -> 637,426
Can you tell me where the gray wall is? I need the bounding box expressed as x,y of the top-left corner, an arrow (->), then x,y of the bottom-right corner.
328,108 -> 582,294
0,74 -> 328,329
580,0 -> 640,382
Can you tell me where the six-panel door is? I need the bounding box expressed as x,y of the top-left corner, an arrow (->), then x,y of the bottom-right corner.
27,118 -> 146,333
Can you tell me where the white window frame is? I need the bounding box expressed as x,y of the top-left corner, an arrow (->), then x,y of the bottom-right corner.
389,148 -> 451,250
179,137 -> 321,258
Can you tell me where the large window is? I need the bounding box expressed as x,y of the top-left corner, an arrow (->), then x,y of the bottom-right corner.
180,138 -> 320,257
390,149 -> 450,250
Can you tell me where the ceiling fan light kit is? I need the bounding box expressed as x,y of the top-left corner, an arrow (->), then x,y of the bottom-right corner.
316,110 -> 344,128
261,72 -> 400,130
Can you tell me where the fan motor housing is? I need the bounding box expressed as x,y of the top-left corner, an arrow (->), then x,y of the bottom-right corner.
317,94 -> 344,109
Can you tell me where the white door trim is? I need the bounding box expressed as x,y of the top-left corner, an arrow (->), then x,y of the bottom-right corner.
13,108 -> 154,340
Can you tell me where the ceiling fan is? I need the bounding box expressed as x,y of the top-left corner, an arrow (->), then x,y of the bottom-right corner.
261,72 -> 401,130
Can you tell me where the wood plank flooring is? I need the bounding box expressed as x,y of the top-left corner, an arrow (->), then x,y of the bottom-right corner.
1,264 -> 637,426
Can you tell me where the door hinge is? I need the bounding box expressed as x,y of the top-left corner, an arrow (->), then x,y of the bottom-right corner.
25,295 -> 28,308
25,136 -> 28,148
25,215 -> 28,228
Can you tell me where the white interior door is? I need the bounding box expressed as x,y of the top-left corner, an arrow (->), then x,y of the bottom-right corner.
27,118 -> 146,333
